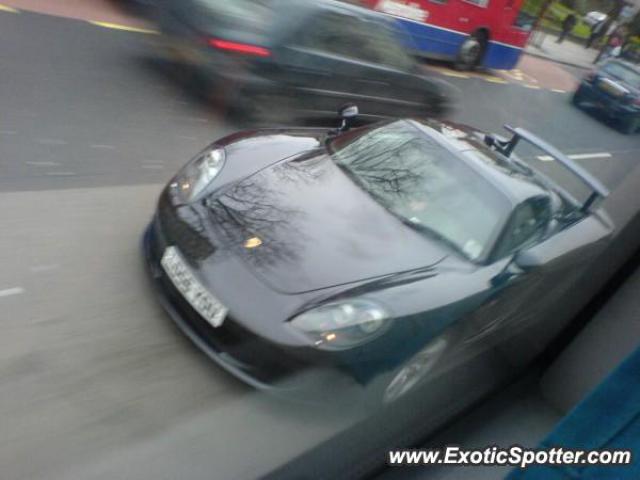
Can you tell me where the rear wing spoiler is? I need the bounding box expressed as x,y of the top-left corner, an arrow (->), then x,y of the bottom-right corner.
487,125 -> 610,212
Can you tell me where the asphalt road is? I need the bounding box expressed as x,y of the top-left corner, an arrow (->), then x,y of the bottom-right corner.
1,9 -> 639,480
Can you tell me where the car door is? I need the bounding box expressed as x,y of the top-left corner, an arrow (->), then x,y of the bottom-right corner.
272,11 -> 427,119
465,196 -> 611,351
513,209 -> 612,317
463,197 -> 552,345
339,18 -> 434,118
270,10 -> 373,117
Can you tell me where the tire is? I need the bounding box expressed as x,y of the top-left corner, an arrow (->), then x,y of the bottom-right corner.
572,86 -> 585,107
226,89 -> 289,127
362,331 -> 455,410
455,32 -> 487,71
621,116 -> 639,134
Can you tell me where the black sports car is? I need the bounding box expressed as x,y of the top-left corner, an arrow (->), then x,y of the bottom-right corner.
143,107 -> 613,404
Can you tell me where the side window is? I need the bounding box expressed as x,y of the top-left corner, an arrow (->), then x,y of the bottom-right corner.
352,22 -> 415,70
493,197 -> 551,260
297,13 -> 413,70
297,12 -> 359,58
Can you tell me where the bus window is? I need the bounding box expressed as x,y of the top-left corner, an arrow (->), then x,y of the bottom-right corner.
513,11 -> 536,31
462,0 -> 489,8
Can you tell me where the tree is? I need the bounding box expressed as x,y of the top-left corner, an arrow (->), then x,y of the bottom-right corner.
629,11 -> 640,36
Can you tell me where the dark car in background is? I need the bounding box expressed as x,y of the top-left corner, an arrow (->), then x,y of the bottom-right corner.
143,107 -> 612,406
154,0 -> 453,123
573,59 -> 640,134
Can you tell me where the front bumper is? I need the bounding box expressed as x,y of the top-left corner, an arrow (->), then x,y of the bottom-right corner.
142,217 -> 314,391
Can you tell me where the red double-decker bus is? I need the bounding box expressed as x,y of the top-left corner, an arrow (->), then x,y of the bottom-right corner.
358,0 -> 533,69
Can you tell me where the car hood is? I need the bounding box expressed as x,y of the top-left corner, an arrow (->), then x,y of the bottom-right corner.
204,150 -> 449,294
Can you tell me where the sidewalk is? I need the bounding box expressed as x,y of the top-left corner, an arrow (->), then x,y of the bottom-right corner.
525,31 -> 599,70
0,0 -> 149,29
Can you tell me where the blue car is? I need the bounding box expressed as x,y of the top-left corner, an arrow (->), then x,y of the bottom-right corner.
573,59 -> 640,134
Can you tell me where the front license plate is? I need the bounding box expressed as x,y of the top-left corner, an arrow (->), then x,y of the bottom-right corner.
161,246 -> 228,328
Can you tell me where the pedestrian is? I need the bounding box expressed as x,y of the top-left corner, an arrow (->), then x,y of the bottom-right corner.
608,27 -> 627,58
557,13 -> 576,44
595,26 -> 627,63
586,19 -> 605,48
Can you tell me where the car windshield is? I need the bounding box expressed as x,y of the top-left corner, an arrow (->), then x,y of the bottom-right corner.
192,0 -> 270,27
603,62 -> 640,89
328,121 -> 510,261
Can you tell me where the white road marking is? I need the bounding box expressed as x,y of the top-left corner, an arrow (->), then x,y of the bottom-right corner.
35,138 -> 67,146
30,264 -> 60,273
178,117 -> 210,124
142,164 -> 165,170
90,144 -> 117,150
537,152 -> 612,162
552,89 -> 567,93
0,287 -> 24,298
45,171 -> 77,176
26,161 -> 61,167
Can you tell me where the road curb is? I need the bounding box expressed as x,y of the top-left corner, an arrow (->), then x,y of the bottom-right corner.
523,51 -> 593,71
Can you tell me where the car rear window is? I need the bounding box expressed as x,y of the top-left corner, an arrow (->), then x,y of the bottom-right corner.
192,0 -> 270,30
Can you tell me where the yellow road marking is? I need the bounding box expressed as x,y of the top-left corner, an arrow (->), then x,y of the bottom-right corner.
0,4 -> 19,13
447,69 -> 509,84
439,71 -> 470,79
90,21 -> 158,35
552,88 -> 567,93
427,66 -> 469,79
503,69 -> 523,80
483,76 -> 508,84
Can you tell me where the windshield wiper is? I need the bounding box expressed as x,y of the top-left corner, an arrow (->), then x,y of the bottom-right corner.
396,216 -> 470,260
334,163 -> 471,260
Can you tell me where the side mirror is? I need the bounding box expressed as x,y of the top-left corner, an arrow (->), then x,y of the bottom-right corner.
337,103 -> 358,132
484,134 -> 497,148
491,248 -> 542,288
484,133 -> 511,155
514,248 -> 543,271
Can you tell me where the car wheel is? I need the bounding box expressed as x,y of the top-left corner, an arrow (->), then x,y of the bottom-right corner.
423,94 -> 448,118
382,337 -> 449,404
362,333 -> 452,411
234,91 -> 291,127
621,116 -> 639,134
572,86 -> 585,107
455,32 -> 487,70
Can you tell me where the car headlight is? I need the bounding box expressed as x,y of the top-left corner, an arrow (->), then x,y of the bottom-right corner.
172,147 -> 226,202
290,299 -> 391,350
